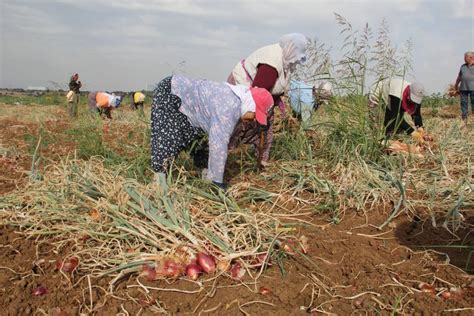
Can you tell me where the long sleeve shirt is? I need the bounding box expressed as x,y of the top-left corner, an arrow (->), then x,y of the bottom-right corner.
228,64 -> 279,162
384,95 -> 422,135
289,79 -> 314,124
171,75 -> 244,183
456,63 -> 474,91
369,78 -> 423,135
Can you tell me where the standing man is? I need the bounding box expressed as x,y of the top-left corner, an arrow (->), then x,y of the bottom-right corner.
67,73 -> 82,117
454,51 -> 474,126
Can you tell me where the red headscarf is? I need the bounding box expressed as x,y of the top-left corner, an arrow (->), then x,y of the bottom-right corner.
401,86 -> 416,115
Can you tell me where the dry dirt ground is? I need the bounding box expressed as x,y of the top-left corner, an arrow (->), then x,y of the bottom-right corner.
0,103 -> 473,315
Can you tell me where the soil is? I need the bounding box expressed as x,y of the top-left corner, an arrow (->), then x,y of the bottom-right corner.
1,214 -> 472,315
1,103 -> 473,315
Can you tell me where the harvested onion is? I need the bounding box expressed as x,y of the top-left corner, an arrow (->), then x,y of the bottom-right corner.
197,253 -> 216,273
230,262 -> 245,280
418,282 -> 435,295
160,259 -> 183,278
32,285 -> 48,296
141,265 -> 157,281
56,256 -> 79,273
254,253 -> 272,267
283,243 -> 295,255
259,286 -> 272,295
186,263 -> 202,280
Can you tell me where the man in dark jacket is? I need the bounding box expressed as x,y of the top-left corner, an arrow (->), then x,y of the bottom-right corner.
67,73 -> 82,117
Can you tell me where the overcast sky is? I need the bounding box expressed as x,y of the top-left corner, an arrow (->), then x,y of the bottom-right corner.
0,0 -> 472,93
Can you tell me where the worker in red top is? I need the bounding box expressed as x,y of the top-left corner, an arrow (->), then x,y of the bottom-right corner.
227,33 -> 308,168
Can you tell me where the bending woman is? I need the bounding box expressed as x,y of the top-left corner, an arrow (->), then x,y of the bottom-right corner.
227,33 -> 308,167
150,75 -> 273,189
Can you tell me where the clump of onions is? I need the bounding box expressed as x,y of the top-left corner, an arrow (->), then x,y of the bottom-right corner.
186,263 -> 203,280
56,256 -> 79,273
197,253 -> 216,273
141,264 -> 157,281
32,285 -> 48,296
230,262 -> 245,280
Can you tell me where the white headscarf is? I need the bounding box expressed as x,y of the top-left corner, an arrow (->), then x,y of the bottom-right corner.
279,33 -> 308,71
318,81 -> 334,99
108,95 -> 122,108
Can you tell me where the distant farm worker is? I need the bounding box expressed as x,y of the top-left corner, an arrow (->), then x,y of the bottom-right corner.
131,91 -> 146,110
87,91 -> 122,119
66,73 -> 82,117
288,79 -> 333,128
368,77 -> 431,143
150,75 -> 273,190
227,33 -> 309,168
454,51 -> 474,126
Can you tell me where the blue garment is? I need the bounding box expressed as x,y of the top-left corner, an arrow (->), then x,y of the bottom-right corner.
289,79 -> 314,124
171,75 -> 242,182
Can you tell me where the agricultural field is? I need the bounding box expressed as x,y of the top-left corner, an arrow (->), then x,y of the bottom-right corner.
0,92 -> 472,315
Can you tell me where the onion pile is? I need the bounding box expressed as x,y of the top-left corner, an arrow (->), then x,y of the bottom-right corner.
140,247 -> 278,281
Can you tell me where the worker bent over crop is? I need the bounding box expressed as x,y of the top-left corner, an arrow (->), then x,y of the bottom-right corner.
131,91 -> 146,110
87,91 -> 122,119
227,33 -> 309,168
368,77 -> 431,144
288,80 -> 333,128
150,75 -> 273,190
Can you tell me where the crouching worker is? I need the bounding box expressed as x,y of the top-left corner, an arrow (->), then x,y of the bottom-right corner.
289,80 -> 333,127
368,77 -> 431,144
88,91 -> 122,119
131,91 -> 146,110
150,75 -> 273,190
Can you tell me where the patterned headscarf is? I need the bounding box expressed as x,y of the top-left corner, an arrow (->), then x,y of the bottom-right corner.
279,33 -> 308,71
